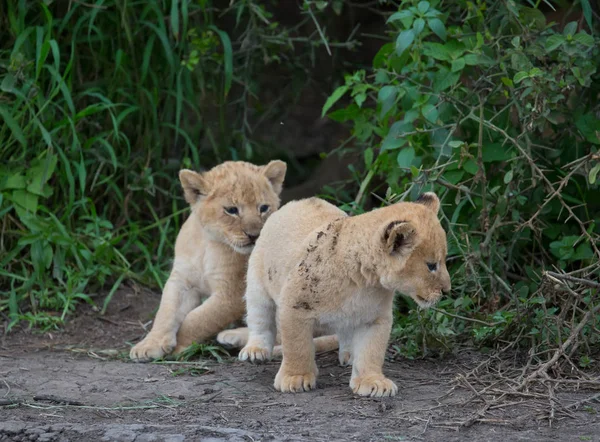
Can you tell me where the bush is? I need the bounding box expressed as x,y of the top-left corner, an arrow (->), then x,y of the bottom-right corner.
321,0 -> 600,360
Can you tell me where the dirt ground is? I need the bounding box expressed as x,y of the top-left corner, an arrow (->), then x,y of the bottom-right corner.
1,286 -> 599,442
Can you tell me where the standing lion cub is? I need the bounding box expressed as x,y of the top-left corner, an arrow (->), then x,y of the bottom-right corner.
239,193 -> 451,397
130,160 -> 286,362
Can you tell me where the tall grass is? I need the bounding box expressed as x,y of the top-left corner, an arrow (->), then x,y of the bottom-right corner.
0,0 -> 348,328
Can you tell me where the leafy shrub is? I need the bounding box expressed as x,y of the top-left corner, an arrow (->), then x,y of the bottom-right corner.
322,0 -> 600,358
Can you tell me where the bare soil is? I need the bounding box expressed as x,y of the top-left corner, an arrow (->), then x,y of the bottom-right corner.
1,287 -> 599,441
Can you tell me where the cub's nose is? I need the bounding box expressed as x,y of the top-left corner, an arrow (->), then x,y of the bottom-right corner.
246,233 -> 259,244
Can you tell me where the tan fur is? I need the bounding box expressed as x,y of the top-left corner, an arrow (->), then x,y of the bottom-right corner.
237,193 -> 451,396
130,160 -> 287,362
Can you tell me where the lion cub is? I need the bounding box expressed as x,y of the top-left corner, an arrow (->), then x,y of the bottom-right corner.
130,160 -> 287,362
239,193 -> 451,397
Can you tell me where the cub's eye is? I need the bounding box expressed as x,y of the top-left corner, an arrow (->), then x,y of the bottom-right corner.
427,262 -> 438,272
224,207 -> 239,215
259,204 -> 270,214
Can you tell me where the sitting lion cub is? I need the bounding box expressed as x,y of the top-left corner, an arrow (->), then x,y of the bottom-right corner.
239,193 -> 451,397
130,160 -> 287,362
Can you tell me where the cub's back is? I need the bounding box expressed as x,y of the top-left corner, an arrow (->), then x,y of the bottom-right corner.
250,198 -> 346,293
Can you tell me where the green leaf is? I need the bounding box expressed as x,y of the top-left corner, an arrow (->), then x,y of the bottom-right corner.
573,242 -> 594,261
513,71 -> 529,84
504,169 -> 514,184
501,77 -> 514,87
403,109 -> 419,123
382,136 -> 407,151
170,0 -> 180,39
413,18 -> 425,35
519,6 -> 546,30
528,67 -> 543,78
382,121 -> 411,150
573,32 -> 594,47
476,32 -> 484,48
417,1 -> 430,14
422,104 -> 438,123
209,26 -> 233,96
511,53 -> 533,71
464,53 -> 493,66
563,21 -> 578,36
575,113 -> 600,145
545,34 -> 565,52
443,170 -> 464,185
43,244 -> 53,270
322,85 -> 349,117
364,148 -> 374,168
422,42 -> 451,60
451,58 -> 465,72
354,92 -> 367,107
397,146 -> 416,169
27,153 -> 58,197
1,73 -> 16,92
0,104 -> 26,147
433,70 -> 460,92
589,163 -> 600,184
2,174 -> 26,190
378,85 -> 396,103
482,143 -> 513,163
12,190 -> 38,213
396,29 -> 415,55
327,104 -> 360,122
580,0 -> 593,32
462,159 -> 478,175
387,10 -> 413,23
373,43 -> 395,69
571,67 -> 585,86
427,18 -> 446,41
378,85 -> 398,117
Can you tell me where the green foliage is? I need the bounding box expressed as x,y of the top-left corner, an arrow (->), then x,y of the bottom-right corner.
175,342 -> 230,363
0,0 -> 340,328
323,0 -> 600,358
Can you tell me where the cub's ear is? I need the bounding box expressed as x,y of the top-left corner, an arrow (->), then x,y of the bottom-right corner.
382,221 -> 419,256
262,160 -> 287,195
179,169 -> 209,205
415,192 -> 440,214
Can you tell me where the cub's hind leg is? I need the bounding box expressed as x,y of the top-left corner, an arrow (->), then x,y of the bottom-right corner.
217,327 -> 250,349
239,271 -> 277,363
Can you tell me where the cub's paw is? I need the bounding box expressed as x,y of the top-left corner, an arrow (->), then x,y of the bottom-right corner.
217,329 -> 248,349
274,370 -> 317,393
338,350 -> 353,366
239,345 -> 271,363
130,335 -> 176,362
350,375 -> 398,397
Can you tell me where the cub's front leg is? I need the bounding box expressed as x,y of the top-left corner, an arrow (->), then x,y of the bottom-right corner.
349,307 -> 397,397
274,305 -> 318,393
130,276 -> 200,362
172,289 -> 246,354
